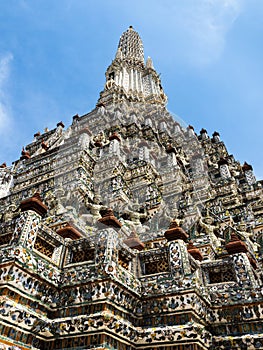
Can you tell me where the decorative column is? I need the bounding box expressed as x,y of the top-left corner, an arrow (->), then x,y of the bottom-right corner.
15,193 -> 48,249
166,145 -> 177,167
138,71 -> 142,92
243,162 -> 256,185
218,158 -> 231,179
134,70 -> 138,91
226,232 -> 258,288
78,127 -> 91,150
0,165 -> 13,199
130,68 -> 134,91
138,141 -> 150,162
109,132 -> 121,156
95,228 -> 119,277
8,193 -> 48,266
165,220 -> 191,278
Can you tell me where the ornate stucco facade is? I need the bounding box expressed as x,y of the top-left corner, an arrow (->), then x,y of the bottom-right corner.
0,26 -> 263,350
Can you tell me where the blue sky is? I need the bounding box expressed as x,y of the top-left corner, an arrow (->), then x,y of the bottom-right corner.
0,0 -> 263,178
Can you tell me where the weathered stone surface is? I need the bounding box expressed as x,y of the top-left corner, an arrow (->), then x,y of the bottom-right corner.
0,26 -> 262,350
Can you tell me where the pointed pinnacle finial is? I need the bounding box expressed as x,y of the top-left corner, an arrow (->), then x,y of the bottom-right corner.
118,26 -> 144,62
146,56 -> 154,69
115,47 -> 123,59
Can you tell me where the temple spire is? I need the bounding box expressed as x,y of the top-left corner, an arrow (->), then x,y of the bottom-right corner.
117,25 -> 144,62
97,26 -> 167,106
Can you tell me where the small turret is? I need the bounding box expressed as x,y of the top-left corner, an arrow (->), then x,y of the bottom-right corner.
200,128 -> 208,140
164,219 -> 189,242
20,192 -> 48,217
56,223 -> 82,240
187,125 -> 195,137
98,208 -> 122,229
57,121 -> 65,128
212,131 -> 220,142
124,231 -> 145,251
242,162 -> 256,185
187,241 -> 203,261
242,162 -> 253,171
218,157 -> 231,179
146,56 -> 154,69
109,132 -> 121,142
225,232 -> 248,254
20,147 -> 31,160
115,47 -> 123,60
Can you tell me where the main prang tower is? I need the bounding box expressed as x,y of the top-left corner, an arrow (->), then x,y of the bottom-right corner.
98,25 -> 167,106
0,26 -> 263,350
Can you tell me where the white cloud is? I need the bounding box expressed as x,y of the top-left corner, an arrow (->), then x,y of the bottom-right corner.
147,0 -> 243,66
176,0 -> 243,65
0,53 -> 13,135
